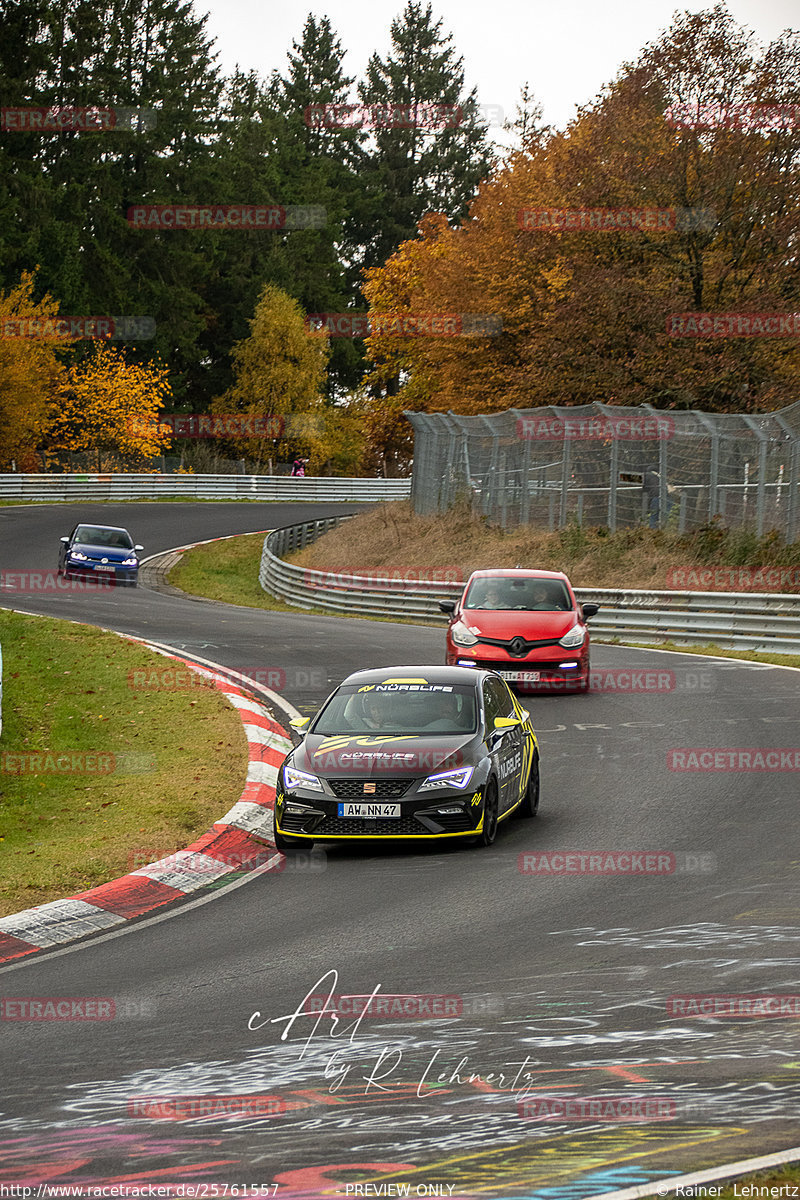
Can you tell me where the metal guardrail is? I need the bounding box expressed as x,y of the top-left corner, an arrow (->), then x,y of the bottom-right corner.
259,518 -> 800,653
0,473 -> 411,503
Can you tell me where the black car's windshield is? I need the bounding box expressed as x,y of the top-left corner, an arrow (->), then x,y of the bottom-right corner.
74,527 -> 134,550
313,683 -> 477,736
464,578 -> 571,611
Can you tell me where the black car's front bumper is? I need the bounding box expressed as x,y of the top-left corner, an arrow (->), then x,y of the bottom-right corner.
276,779 -> 486,840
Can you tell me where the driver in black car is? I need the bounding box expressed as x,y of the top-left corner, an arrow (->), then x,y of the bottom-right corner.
362,692 -> 396,731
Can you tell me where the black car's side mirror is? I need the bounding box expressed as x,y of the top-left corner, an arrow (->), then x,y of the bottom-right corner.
438,600 -> 456,614
582,603 -> 599,619
60,536 -> 69,543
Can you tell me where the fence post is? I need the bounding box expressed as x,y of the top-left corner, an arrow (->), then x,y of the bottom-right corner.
608,440 -> 619,532
559,437 -> 571,528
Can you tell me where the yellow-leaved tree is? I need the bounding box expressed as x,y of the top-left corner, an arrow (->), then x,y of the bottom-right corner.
212,284 -> 337,470
44,344 -> 173,470
0,273 -> 65,469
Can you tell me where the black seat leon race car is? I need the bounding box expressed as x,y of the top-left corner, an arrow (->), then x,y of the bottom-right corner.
274,665 -> 540,851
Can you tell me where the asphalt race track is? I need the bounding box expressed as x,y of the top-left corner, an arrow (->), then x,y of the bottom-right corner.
1,503 -> 799,1196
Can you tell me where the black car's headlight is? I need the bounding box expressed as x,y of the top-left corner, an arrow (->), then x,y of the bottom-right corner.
419,766 -> 474,792
283,765 -> 324,792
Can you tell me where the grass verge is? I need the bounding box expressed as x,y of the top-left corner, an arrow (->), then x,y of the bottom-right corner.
0,609 -> 247,918
169,532 -> 332,616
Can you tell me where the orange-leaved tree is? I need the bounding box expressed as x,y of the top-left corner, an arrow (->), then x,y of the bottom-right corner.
0,273 -> 65,469
45,344 -> 172,470
361,5 -> 800,467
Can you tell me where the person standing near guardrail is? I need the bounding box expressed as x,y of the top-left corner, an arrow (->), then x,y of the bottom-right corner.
291,457 -> 308,476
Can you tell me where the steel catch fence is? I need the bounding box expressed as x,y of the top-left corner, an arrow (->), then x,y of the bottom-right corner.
405,401 -> 800,540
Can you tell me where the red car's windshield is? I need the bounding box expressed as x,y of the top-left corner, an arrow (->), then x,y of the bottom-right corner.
464,578 -> 572,611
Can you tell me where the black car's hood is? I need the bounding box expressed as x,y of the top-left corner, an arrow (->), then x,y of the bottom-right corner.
294,731 -> 478,778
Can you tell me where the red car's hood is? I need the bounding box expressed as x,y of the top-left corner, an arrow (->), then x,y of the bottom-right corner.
459,610 -> 578,639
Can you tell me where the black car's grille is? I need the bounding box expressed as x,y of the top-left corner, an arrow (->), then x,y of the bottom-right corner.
326,778 -> 411,800
318,815 -> 428,836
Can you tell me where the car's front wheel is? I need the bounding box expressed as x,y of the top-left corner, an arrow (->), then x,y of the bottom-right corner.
517,754 -> 540,818
474,780 -> 499,847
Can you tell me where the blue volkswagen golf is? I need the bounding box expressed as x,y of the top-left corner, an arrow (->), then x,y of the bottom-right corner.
58,524 -> 144,587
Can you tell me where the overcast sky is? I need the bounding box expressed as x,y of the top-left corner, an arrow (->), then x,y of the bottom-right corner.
200,0 -> 798,136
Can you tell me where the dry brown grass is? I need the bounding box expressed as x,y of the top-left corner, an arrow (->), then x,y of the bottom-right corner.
289,502 -> 725,591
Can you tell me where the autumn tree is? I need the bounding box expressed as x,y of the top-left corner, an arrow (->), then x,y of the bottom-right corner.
211,284 -> 330,467
0,273 -> 65,469
360,3 -> 800,458
44,343 -> 172,469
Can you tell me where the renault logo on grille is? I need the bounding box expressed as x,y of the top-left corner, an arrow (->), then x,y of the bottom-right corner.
509,637 -> 527,656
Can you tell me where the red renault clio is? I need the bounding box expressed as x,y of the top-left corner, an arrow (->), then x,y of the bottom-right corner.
440,569 -> 598,693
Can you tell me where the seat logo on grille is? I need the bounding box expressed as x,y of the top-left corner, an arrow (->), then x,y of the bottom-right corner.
363,782 -> 376,794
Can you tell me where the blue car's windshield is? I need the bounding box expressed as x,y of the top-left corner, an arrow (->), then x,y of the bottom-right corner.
74,527 -> 134,550
313,683 -> 478,736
